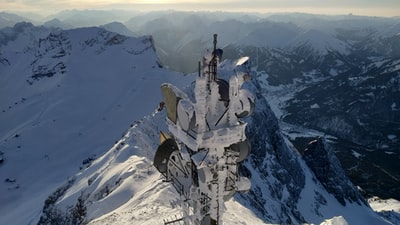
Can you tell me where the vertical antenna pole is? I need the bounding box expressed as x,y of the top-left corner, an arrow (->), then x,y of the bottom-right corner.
198,61 -> 201,77
213,34 -> 217,52
211,34 -> 218,81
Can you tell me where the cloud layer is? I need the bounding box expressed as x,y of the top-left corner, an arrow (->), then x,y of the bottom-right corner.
2,0 -> 399,17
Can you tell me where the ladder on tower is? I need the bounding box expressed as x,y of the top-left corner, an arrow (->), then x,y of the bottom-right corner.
163,215 -> 184,225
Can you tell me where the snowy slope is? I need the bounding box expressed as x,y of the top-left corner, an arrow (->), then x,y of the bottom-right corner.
0,23 -> 191,225
39,111 -> 393,225
39,110 -> 393,224
38,111 -> 269,225
100,22 -> 137,37
370,197 -> 400,213
288,29 -> 351,55
234,21 -> 300,48
369,197 -> 400,225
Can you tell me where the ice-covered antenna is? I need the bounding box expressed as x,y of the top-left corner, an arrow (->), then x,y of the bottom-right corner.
155,34 -> 253,225
210,33 -> 218,81
213,33 -> 217,51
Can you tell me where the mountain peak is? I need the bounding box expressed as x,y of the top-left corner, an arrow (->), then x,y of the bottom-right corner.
303,137 -> 367,206
0,24 -> 177,225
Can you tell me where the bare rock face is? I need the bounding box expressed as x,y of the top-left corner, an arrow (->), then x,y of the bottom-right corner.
302,137 -> 367,206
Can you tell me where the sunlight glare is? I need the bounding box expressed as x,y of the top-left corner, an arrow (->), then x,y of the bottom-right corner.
137,0 -> 173,3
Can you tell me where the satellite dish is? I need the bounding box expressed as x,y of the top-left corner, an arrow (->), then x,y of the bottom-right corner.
153,138 -> 179,174
161,84 -> 179,124
161,84 -> 188,124
235,56 -> 249,66
159,131 -> 171,144
229,139 -> 251,162
235,89 -> 255,118
177,99 -> 195,131
236,177 -> 251,192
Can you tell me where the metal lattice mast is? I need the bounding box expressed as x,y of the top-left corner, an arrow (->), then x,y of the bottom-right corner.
154,34 -> 254,225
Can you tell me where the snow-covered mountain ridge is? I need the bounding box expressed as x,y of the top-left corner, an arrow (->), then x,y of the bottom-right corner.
0,21 -> 398,225
0,22 -> 190,225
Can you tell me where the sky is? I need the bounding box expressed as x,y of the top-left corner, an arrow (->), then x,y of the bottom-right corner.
1,0 -> 400,17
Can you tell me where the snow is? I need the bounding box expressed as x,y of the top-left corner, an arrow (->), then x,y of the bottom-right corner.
387,134 -> 397,141
351,150 -> 362,159
288,29 -> 350,55
310,103 -> 320,109
369,197 -> 400,213
392,103 -> 398,111
320,216 -> 348,225
294,155 -> 387,225
0,26 -> 192,225
234,22 -> 299,48
223,199 -> 270,225
384,151 -> 395,155
329,68 -> 338,76
383,59 -> 400,73
280,122 -> 337,143
45,110 -> 272,225
255,71 -> 298,120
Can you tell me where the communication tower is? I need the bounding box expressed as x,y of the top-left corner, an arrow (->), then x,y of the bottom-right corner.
154,34 -> 254,225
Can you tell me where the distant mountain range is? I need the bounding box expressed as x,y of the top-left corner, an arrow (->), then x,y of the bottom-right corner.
120,11 -> 400,201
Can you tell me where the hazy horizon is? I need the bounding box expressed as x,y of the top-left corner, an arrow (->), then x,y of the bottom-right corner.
1,0 -> 399,18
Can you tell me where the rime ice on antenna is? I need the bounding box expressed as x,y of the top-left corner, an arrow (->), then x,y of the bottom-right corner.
154,34 -> 254,225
